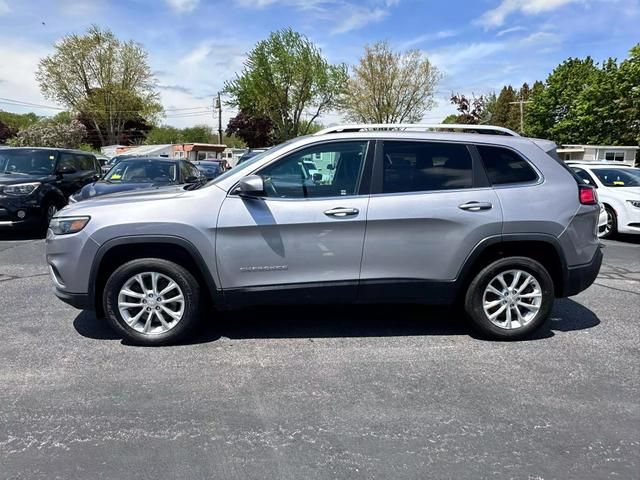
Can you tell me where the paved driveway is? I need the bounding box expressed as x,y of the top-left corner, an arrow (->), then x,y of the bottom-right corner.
0,234 -> 638,479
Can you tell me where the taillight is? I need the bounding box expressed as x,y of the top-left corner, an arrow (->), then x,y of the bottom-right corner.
579,185 -> 598,205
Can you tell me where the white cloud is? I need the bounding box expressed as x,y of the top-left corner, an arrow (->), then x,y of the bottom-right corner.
180,43 -> 213,66
0,0 -> 10,15
234,0 -> 398,33
0,38 -> 58,116
428,42 -> 507,74
397,30 -> 458,50
332,6 -> 388,34
165,0 -> 200,13
496,25 -> 526,36
476,0 -> 584,28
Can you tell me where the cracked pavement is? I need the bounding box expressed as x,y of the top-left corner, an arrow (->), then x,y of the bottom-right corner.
0,234 -> 638,479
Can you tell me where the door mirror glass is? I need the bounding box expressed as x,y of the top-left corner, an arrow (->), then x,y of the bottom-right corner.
238,175 -> 265,196
185,175 -> 200,184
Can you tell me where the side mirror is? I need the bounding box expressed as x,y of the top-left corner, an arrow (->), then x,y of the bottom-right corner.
57,164 -> 77,175
313,173 -> 323,182
237,175 -> 265,197
185,175 -> 201,184
326,164 -> 335,170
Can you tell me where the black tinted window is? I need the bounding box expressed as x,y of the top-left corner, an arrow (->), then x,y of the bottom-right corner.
382,141 -> 473,193
477,145 -> 538,185
76,154 -> 95,171
59,153 -> 81,171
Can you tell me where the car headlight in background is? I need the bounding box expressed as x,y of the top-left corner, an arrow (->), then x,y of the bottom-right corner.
2,182 -> 41,196
49,216 -> 90,235
627,200 -> 640,209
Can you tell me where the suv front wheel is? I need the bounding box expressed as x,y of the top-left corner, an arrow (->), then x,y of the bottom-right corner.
464,257 -> 554,340
103,258 -> 200,345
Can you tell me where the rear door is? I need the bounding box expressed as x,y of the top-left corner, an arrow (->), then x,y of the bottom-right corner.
359,139 -> 503,303
216,140 -> 373,304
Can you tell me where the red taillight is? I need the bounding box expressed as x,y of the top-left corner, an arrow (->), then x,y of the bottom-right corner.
579,185 -> 598,205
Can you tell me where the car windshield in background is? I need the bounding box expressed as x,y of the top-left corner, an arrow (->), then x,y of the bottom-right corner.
0,150 -> 56,175
593,168 -> 640,187
103,160 -> 177,184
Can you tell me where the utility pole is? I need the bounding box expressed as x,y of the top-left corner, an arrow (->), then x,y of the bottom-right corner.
508,100 -> 532,133
215,93 -> 223,144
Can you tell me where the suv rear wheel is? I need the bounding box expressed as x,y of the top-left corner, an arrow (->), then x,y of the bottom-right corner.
464,257 -> 554,340
103,258 -> 200,345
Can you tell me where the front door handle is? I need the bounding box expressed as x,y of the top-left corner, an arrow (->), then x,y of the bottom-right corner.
324,207 -> 359,217
459,201 -> 493,211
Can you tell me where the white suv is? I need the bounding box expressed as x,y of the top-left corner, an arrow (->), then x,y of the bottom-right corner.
569,162 -> 640,238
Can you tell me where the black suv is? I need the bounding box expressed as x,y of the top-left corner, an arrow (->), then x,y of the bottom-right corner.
0,147 -> 101,231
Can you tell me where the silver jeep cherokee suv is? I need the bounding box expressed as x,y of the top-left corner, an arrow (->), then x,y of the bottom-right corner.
46,124 -> 603,345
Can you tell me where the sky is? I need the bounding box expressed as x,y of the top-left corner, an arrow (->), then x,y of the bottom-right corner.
0,0 -> 638,130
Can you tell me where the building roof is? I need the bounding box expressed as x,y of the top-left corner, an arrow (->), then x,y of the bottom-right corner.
561,144 -> 639,150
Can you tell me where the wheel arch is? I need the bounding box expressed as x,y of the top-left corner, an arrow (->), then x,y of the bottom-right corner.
89,235 -> 221,316
456,234 -> 568,299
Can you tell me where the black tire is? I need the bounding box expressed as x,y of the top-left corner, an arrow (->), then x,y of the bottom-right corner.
103,258 -> 200,346
41,199 -> 60,233
464,257 -> 554,340
600,205 -> 617,239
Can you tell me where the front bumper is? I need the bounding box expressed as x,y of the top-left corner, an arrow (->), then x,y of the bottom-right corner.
563,246 -> 603,297
53,287 -> 91,310
0,198 -> 43,228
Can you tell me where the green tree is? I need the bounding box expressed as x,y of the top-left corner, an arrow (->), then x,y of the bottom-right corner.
340,41 -> 441,123
145,125 -> 184,144
36,25 -> 162,146
492,86 -> 519,131
442,114 -> 459,124
0,111 -> 39,130
181,125 -> 214,143
224,28 -> 347,143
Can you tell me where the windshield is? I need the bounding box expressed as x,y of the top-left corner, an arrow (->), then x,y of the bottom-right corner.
592,168 -> 640,187
103,160 -> 178,184
0,149 -> 56,175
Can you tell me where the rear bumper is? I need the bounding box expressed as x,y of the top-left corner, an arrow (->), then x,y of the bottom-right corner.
53,287 -> 92,310
563,246 -> 603,297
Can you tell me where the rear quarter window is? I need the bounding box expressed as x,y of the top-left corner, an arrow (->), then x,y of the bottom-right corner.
477,145 -> 538,185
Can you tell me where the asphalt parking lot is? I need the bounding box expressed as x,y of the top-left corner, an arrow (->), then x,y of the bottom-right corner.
0,234 -> 638,479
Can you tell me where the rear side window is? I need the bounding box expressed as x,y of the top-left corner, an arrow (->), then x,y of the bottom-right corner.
382,141 -> 473,193
75,154 -> 95,171
477,145 -> 538,185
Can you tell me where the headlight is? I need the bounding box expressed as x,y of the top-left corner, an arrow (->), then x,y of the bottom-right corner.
49,216 -> 90,235
627,200 -> 640,209
2,182 -> 41,196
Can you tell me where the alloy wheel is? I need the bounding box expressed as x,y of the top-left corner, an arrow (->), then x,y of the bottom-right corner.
117,271 -> 185,335
482,269 -> 542,330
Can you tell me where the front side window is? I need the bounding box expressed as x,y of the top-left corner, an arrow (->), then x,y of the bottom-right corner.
571,167 -> 597,186
382,141 -> 473,193
258,141 -> 368,198
477,145 -> 538,185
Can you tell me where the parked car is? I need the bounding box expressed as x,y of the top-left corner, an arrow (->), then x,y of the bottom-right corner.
46,124 -> 602,346
0,147 -> 100,230
568,162 -> 640,238
236,148 -> 268,165
69,157 -> 206,203
192,160 -> 224,180
101,154 -> 135,174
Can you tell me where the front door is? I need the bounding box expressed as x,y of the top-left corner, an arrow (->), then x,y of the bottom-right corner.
359,139 -> 503,303
216,140 -> 373,304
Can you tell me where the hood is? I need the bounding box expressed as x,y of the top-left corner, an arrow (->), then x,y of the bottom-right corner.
72,181 -> 181,201
0,173 -> 54,185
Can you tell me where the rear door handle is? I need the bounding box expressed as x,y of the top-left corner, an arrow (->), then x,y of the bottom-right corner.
324,207 -> 359,217
459,201 -> 493,211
